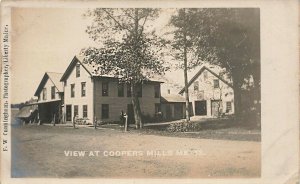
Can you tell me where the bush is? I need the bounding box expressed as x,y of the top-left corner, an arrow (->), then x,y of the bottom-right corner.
167,121 -> 201,132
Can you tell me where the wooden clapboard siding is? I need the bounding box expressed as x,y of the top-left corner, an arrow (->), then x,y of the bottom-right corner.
181,67 -> 235,116
64,62 -> 94,122
93,79 -> 160,122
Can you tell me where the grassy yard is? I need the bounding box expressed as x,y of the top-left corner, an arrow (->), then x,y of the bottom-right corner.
11,122 -> 261,178
102,118 -> 261,142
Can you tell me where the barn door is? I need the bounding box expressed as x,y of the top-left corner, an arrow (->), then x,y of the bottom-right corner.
195,100 -> 207,115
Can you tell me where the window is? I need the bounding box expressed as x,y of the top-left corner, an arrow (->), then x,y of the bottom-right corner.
117,83 -> 124,97
74,105 -> 78,116
51,86 -> 55,99
226,102 -> 232,112
197,90 -> 204,100
102,104 -> 109,119
71,84 -> 75,98
154,85 -> 160,98
203,71 -> 208,80
127,84 -> 132,97
194,81 -> 199,91
168,89 -> 171,94
76,64 -> 80,78
83,105 -> 88,118
42,88 -> 47,100
81,82 -> 86,97
102,82 -> 109,96
136,84 -> 142,97
155,103 -> 161,113
213,79 -> 219,88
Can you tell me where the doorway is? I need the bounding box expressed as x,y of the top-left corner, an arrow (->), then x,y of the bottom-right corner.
195,100 -> 207,115
66,105 -> 72,121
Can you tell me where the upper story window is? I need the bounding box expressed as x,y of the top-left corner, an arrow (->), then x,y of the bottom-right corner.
154,85 -> 160,98
81,82 -> 86,97
42,88 -> 47,100
76,64 -> 80,78
51,86 -> 55,99
127,84 -> 132,97
118,83 -> 124,97
136,84 -> 142,97
213,79 -> 219,88
203,71 -> 208,81
198,90 -> 204,100
102,82 -> 109,96
71,84 -> 75,98
194,81 -> 199,91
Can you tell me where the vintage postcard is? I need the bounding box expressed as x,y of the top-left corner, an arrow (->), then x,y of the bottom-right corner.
0,0 -> 298,184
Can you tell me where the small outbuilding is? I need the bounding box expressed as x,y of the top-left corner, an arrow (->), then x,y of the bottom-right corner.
160,94 -> 188,120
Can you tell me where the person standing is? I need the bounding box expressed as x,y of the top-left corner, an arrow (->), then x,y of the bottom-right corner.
120,111 -> 125,127
73,114 -> 77,129
94,116 -> 97,129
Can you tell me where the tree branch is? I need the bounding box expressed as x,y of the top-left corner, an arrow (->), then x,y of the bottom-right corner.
103,9 -> 132,34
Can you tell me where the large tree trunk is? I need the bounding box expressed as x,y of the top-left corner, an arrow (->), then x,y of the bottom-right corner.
131,9 -> 143,129
183,9 -> 190,122
131,83 -> 143,129
183,60 -> 190,121
232,80 -> 242,120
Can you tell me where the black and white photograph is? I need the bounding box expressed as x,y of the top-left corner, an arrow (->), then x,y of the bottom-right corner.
1,0 -> 299,184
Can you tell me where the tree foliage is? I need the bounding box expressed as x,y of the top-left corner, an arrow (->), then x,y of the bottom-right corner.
191,9 -> 260,89
184,8 -> 260,117
82,8 -> 168,128
82,8 -> 168,83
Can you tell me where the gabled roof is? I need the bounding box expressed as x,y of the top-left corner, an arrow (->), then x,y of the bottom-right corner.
60,55 -> 92,82
178,65 -> 233,94
60,55 -> 163,83
34,72 -> 63,96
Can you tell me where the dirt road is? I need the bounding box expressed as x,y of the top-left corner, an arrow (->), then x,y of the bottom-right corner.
11,125 -> 260,178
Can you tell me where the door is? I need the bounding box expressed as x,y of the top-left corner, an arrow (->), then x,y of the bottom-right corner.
195,100 -> 207,115
174,103 -> 183,119
127,104 -> 135,124
66,105 -> 72,121
166,104 -> 172,119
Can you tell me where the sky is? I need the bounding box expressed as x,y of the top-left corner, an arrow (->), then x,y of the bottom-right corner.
11,8 -> 182,104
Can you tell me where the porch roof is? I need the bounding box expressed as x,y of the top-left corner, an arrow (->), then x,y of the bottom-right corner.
161,94 -> 186,103
28,99 -> 61,105
16,105 -> 38,118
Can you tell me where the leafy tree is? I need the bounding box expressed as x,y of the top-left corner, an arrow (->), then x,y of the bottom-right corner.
167,8 -> 201,121
82,8 -> 168,128
188,8 -> 260,118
